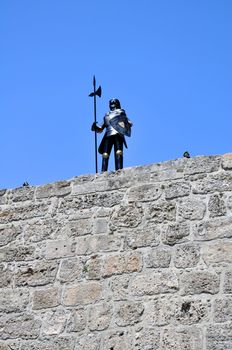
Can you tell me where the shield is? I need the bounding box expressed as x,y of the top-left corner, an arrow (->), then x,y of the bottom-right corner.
109,113 -> 131,137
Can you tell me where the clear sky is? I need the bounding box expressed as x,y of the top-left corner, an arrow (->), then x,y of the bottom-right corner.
1,0 -> 231,189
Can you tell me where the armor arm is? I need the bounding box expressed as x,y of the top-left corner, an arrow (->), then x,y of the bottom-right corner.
91,122 -> 105,133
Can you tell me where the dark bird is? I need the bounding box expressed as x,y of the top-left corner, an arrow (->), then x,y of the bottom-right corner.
22,182 -> 29,187
183,151 -> 190,158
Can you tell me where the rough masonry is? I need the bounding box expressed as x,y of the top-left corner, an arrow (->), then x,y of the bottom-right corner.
0,154 -> 232,350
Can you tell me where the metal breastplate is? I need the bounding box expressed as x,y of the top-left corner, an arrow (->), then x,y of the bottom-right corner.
104,110 -> 121,136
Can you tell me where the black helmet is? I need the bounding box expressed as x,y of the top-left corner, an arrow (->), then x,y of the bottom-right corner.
109,98 -> 121,111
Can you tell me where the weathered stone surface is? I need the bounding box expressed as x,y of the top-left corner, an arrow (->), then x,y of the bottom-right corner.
63,282 -> 103,306
109,275 -> 131,300
178,199 -> 206,220
0,289 -> 29,313
193,172 -> 232,194
58,257 -> 83,282
223,268 -> 232,293
164,181 -> 191,200
32,287 -> 60,310
44,239 -> 76,259
184,156 -> 221,175
74,334 -> 101,350
213,296 -> 232,322
101,329 -> 133,350
0,225 -> 22,246
134,327 -> 160,350
111,203 -> 144,229
146,201 -> 176,223
0,202 -> 50,224
125,227 -> 160,249
102,252 -> 142,277
92,218 -> 108,234
206,323 -> 232,350
0,314 -> 41,340
36,181 -> 71,199
66,308 -> 87,333
0,263 -> 14,288
162,222 -> 190,245
208,193 -> 226,217
145,297 -> 210,326
180,271 -> 220,295
41,309 -> 68,336
127,184 -> 162,202
193,217 -> 232,241
161,326 -> 203,350
202,240 -> 232,264
75,234 -> 122,255
145,248 -> 171,268
222,153 -> 232,170
115,301 -> 144,326
174,243 -> 200,268
130,271 -> 179,296
11,187 -> 35,202
88,302 -> 111,331
0,243 -> 36,262
15,261 -> 58,286
20,337 -> 76,350
24,219 -> 57,243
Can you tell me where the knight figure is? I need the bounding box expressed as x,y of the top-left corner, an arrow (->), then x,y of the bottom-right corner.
91,98 -> 133,172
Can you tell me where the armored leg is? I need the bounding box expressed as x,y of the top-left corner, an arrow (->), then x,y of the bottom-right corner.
115,149 -> 123,170
101,152 -> 109,172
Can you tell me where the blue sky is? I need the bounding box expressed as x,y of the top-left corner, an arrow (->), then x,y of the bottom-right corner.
0,0 -> 231,189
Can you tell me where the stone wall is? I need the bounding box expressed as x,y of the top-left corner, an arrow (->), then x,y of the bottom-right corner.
1,154 -> 232,350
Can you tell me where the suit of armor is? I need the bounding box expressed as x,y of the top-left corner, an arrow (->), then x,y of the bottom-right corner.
92,99 -> 132,172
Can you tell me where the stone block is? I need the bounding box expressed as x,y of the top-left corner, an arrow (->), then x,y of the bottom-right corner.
109,274 -> 131,300
66,308 -> 87,333
145,296 -> 210,326
178,199 -> 206,220
127,184 -> 162,202
11,187 -> 35,202
88,302 -> 111,331
130,271 -> 179,296
74,334 -> 101,350
32,287 -> 60,310
92,218 -> 108,234
44,239 -> 76,259
162,222 -> 190,246
36,181 -> 71,199
208,194 -> 226,217
41,309 -> 68,336
0,340 -> 20,350
102,252 -> 142,277
84,256 -> 102,280
58,257 -> 83,282
111,203 -> 144,229
161,326 -> 203,350
134,327 -> 160,350
180,271 -> 220,295
0,225 -> 22,247
24,219 -> 58,243
192,172 -> 232,194
0,263 -> 14,288
193,217 -> 232,241
0,202 -> 50,224
222,153 -> 232,170
125,227 -> 160,249
184,156 -> 221,175
15,260 -> 58,287
213,296 -> 232,322
101,329 -> 133,350
20,336 -> 76,350
146,201 -> 176,223
206,323 -> 232,350
164,181 -> 191,200
0,243 -> 36,263
223,268 -> 232,293
145,248 -> 171,268
174,243 -> 200,268
0,289 -> 29,313
202,240 -> 232,264
63,282 -> 103,306
75,234 -> 122,255
115,301 -> 144,326
0,314 -> 41,340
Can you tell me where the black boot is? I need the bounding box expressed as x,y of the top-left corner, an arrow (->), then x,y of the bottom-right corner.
115,155 -> 123,170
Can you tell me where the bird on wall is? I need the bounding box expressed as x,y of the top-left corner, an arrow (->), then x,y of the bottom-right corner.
183,151 -> 190,158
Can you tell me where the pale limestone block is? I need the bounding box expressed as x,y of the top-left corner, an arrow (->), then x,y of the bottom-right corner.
178,198 -> 206,220
20,336 -> 75,350
41,309 -> 68,336
161,326 -> 203,350
111,203 -> 144,229
88,302 -> 111,331
162,222 -> 190,246
0,314 -> 41,340
32,287 -> 60,310
84,256 -> 102,280
130,271 -> 179,296
109,274 -> 131,300
208,193 -> 226,217
66,308 -> 87,333
0,289 -> 29,313
0,263 -> 14,288
222,153 -> 232,170
164,181 -> 191,200
0,243 -> 36,263
44,239 -> 76,259
101,329 -> 134,350
174,243 -> 200,268
193,217 -> 232,241
146,201 -> 176,224
15,260 -> 58,287
102,252 -> 142,277
115,301 -> 144,326
75,234 -> 122,255
145,248 -> 171,268
125,227 -> 160,249
36,181 -> 71,199
192,172 -> 232,194
206,323 -> 232,350
0,202 -> 50,224
63,282 -> 103,306
127,183 -> 162,202
92,218 -> 108,234
58,257 -> 83,282
24,219 -> 57,243
180,271 -> 220,295
74,333 -> 101,350
202,240 -> 232,264
11,187 -> 35,202
184,156 -> 221,175
0,340 -> 20,350
223,268 -> 232,293
0,225 -> 22,247
134,327 -> 160,350
213,296 -> 232,322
